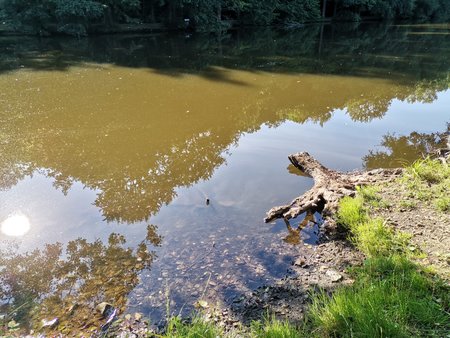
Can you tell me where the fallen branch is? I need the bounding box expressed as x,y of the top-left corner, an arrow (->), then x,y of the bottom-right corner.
264,152 -> 402,224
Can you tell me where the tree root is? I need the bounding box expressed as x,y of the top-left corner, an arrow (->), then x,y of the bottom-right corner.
264,152 -> 402,224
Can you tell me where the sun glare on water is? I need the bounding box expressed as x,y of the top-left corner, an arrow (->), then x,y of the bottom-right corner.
1,215 -> 31,237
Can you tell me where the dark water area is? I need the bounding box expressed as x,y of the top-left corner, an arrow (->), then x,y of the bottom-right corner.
0,23 -> 449,332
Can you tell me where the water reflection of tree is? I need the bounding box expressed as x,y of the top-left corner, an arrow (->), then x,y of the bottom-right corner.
0,24 -> 449,224
0,73 -> 448,224
346,94 -> 392,122
1,24 -> 450,80
0,225 -> 162,335
363,124 -> 449,170
0,106 -> 241,223
275,75 -> 448,125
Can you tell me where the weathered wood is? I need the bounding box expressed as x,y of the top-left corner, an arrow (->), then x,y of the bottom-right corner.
264,152 -> 402,223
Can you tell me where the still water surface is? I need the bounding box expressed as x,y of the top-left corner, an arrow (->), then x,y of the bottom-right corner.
0,23 -> 449,331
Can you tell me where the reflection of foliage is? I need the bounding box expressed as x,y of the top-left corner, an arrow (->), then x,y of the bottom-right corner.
277,107 -> 332,126
347,76 -> 450,122
2,24 -> 450,80
0,163 -> 33,192
407,75 -> 450,104
0,102 -> 238,223
0,24 -> 449,223
346,95 -> 391,122
363,124 -> 449,169
0,243 -> 62,331
91,133 -> 230,223
0,225 -> 161,335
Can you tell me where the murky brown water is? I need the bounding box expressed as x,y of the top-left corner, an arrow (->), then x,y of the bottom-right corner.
0,23 -> 449,333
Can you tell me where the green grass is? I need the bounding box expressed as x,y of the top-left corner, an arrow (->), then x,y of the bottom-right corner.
163,316 -> 224,338
406,158 -> 449,184
401,157 -> 450,213
336,196 -> 410,257
435,196 -> 450,212
309,255 -> 450,338
357,186 -> 390,208
399,199 -> 417,210
250,316 -> 305,338
307,184 -> 450,337
336,196 -> 368,228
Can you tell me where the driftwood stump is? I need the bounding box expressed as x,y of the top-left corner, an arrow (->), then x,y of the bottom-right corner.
264,152 -> 402,224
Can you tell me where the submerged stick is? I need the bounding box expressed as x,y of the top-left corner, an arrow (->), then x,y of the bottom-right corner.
264,152 -> 402,224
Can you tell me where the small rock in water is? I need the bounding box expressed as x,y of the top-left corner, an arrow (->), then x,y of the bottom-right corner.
96,302 -> 114,317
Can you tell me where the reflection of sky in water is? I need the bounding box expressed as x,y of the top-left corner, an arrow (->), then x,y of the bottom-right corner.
0,90 -> 448,241
1,214 -> 31,237
0,87 -> 448,321
0,89 -> 447,247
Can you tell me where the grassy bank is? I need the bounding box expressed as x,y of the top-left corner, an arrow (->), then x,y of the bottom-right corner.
401,157 -> 450,212
151,157 -> 449,338
308,190 -> 449,337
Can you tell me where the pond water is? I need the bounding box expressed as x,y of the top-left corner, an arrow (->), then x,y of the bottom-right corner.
0,23 -> 449,332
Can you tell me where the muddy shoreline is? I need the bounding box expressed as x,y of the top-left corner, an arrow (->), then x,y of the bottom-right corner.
102,224 -> 365,336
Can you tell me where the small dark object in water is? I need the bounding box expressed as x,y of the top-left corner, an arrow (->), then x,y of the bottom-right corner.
206,198 -> 210,205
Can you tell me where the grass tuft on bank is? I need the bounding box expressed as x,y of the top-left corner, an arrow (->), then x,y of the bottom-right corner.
250,316 -> 305,338
337,193 -> 410,257
164,316 -> 224,338
402,157 -> 450,212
